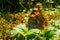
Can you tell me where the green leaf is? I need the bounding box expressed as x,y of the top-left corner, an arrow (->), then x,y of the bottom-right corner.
11,23 -> 28,37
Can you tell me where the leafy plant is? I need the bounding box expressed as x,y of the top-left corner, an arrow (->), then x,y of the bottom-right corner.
10,23 -> 60,40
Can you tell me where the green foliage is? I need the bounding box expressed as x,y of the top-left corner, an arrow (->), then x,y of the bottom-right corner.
10,23 -> 60,40
49,20 -> 60,29
11,23 -> 28,37
0,0 -> 60,13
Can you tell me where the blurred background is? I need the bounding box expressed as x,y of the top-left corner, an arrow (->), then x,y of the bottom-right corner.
0,0 -> 60,40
